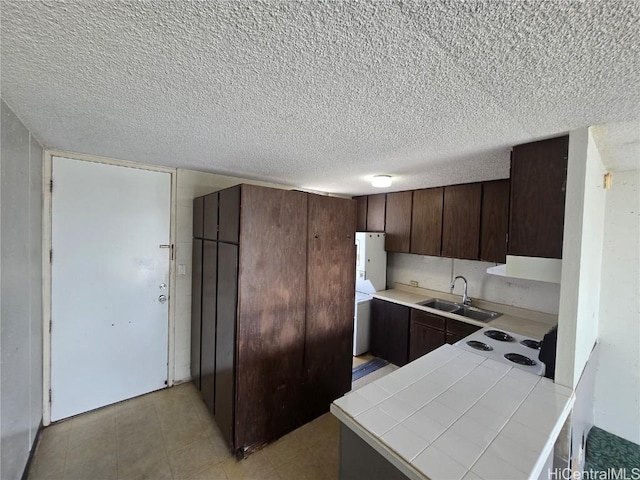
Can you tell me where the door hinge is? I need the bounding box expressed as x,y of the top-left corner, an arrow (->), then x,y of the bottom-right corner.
48,389 -> 52,403
50,249 -> 53,263
49,319 -> 52,333
49,180 -> 53,193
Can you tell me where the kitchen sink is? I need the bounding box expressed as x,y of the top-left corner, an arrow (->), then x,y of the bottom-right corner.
417,298 -> 502,322
451,306 -> 502,322
416,298 -> 460,312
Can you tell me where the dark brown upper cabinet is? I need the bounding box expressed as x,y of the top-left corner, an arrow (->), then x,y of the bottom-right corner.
218,186 -> 240,243
366,194 -> 386,232
411,187 -> 444,256
202,193 -> 218,240
355,196 -> 368,231
385,191 -> 412,253
193,196 -> 204,239
441,183 -> 482,260
480,180 -> 510,263
509,136 -> 569,259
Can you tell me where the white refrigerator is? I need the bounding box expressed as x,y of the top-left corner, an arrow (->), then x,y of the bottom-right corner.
353,232 -> 387,356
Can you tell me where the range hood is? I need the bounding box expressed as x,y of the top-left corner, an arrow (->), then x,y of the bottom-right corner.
487,255 -> 562,284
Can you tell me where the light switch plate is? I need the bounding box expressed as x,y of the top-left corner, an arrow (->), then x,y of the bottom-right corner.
178,264 -> 186,276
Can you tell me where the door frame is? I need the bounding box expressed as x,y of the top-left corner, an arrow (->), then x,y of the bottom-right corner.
42,149 -> 177,426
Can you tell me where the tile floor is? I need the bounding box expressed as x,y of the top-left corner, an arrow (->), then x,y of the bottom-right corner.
27,354 -> 385,480
28,383 -> 340,480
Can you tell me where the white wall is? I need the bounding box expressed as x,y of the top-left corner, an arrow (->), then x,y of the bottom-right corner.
556,128 -> 606,388
387,254 -> 561,315
173,169 -> 293,381
593,169 -> 640,443
1,100 -> 43,480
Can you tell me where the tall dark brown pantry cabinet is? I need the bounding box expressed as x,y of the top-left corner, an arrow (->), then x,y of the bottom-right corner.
303,194 -> 356,424
191,184 -> 356,457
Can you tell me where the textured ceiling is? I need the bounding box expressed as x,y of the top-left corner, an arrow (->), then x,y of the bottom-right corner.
2,0 -> 639,195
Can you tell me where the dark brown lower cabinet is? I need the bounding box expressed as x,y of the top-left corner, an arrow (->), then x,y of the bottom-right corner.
446,318 -> 481,344
193,184 -> 355,456
370,299 -> 410,367
409,309 -> 446,361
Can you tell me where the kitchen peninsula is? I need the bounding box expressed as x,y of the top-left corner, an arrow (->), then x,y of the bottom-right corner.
332,283 -> 570,479
332,343 -> 574,479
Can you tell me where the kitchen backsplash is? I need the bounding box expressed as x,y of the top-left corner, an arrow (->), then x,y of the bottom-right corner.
387,253 -> 561,315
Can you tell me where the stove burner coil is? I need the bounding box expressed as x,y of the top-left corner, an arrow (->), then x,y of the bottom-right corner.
504,353 -> 537,366
483,330 -> 515,342
466,340 -> 493,351
520,339 -> 541,350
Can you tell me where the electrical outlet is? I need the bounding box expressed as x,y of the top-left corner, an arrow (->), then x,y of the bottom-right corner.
409,280 -> 419,287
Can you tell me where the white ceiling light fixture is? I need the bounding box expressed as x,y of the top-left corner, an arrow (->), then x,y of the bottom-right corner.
372,175 -> 392,188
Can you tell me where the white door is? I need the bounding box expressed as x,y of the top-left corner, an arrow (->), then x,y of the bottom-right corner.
51,157 -> 171,421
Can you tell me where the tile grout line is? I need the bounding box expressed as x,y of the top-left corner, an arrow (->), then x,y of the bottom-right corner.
382,358 -> 514,474
465,375 -> 541,477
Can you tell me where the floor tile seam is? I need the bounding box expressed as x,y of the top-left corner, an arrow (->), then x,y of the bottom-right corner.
154,401 -> 178,480
270,450 -> 321,480
36,426 -> 71,464
58,424 -> 73,479
114,403 -> 127,480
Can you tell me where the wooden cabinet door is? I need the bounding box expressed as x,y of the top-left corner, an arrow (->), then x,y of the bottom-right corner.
385,191 -> 412,253
215,241 -> 237,448
370,299 -> 410,367
193,196 -> 204,239
203,193 -> 218,240
509,136 -> 568,259
409,309 -> 446,361
235,186 -> 308,448
191,238 -> 203,391
201,240 -> 217,414
304,195 -> 356,422
218,186 -> 240,243
410,322 -> 446,361
355,196 -> 368,231
370,298 -> 390,360
446,332 -> 465,345
366,194 -> 386,232
480,180 -> 510,263
411,188 -> 444,256
441,184 -> 482,260
446,318 -> 481,338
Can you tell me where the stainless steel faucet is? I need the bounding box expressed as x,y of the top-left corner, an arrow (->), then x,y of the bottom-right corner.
450,275 -> 472,306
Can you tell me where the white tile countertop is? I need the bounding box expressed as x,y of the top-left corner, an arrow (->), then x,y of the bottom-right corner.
373,284 -> 558,340
331,344 -> 574,480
